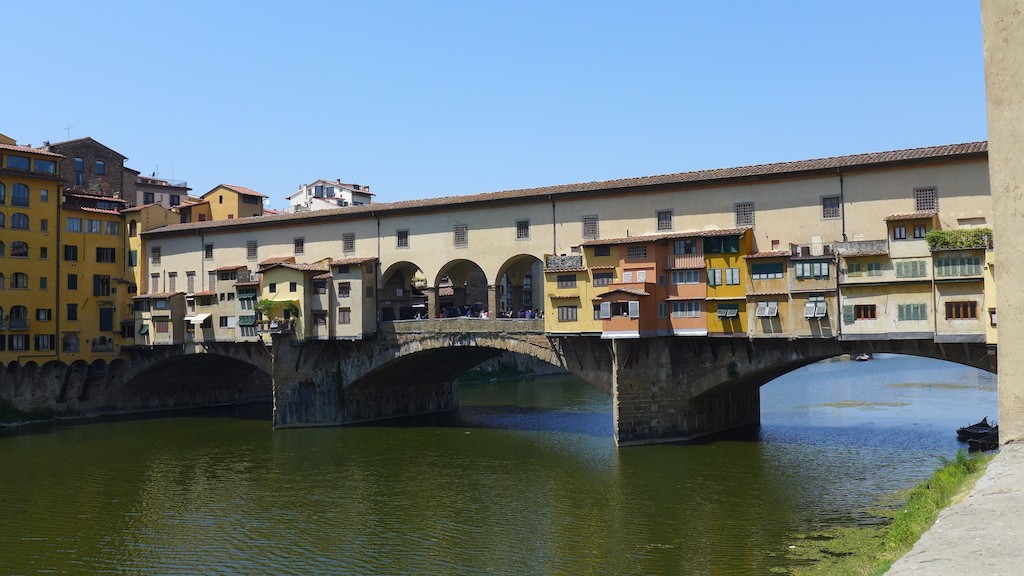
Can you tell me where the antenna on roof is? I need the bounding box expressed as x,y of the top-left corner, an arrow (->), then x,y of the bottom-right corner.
61,125 -> 73,140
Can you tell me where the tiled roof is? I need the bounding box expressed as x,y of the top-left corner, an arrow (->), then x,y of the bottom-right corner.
65,191 -> 131,203
212,184 -> 268,198
48,137 -> 128,159
331,256 -> 378,266
588,264 -> 618,270
258,262 -> 330,273
583,227 -> 750,247
884,211 -> 938,221
0,142 -> 63,158
144,141 -> 988,238
313,272 -> 332,280
259,256 -> 295,267
212,264 -> 247,271
70,206 -> 121,215
132,292 -> 183,299
745,250 -> 791,259
120,203 -> 162,213
598,287 -> 651,297
192,290 -> 216,297
234,281 -> 260,286
544,267 -> 587,273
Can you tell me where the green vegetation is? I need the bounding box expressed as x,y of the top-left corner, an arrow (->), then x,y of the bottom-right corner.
783,450 -> 992,575
925,227 -> 992,251
0,399 -> 57,424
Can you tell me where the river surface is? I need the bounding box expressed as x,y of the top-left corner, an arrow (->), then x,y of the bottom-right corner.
0,354 -> 996,575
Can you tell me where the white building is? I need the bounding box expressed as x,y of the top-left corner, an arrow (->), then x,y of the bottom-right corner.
286,179 -> 373,212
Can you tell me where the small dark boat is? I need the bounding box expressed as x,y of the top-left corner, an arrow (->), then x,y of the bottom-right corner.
968,429 -> 1000,452
957,417 -> 996,442
855,353 -> 873,361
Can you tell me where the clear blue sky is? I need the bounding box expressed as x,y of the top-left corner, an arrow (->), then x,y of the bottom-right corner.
5,1 -> 986,209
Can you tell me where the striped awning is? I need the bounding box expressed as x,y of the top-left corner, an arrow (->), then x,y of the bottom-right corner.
237,289 -> 257,299
238,315 -> 257,327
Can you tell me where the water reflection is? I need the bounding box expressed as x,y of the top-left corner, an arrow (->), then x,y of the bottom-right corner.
0,353 -> 996,575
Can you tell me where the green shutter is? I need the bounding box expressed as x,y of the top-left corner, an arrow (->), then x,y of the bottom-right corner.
842,305 -> 855,325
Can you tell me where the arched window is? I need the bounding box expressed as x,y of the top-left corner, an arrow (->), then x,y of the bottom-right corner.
0,182 -> 5,203
0,212 -> 5,227
0,240 -> 5,256
129,220 -> 138,237
9,305 -> 28,329
11,241 -> 28,258
12,183 -> 29,207
0,273 -> 4,288
11,213 -> 28,229
12,273 -> 28,288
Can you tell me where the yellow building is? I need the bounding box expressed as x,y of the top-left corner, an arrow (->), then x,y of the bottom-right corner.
201,184 -> 266,221
0,134 -> 63,363
704,228 -> 752,335
59,194 -> 132,361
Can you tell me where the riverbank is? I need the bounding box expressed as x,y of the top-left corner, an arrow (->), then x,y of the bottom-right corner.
787,449 -> 992,575
886,442 -> 1024,575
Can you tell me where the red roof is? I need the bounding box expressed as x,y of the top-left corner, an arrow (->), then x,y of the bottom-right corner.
0,143 -> 63,158
259,256 -> 295,267
583,227 -> 750,246
207,184 -> 268,198
330,256 -> 378,267
212,264 -> 247,272
745,250 -> 791,259
884,211 -> 938,222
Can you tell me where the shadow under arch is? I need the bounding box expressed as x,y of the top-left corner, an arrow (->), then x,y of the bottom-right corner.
380,260 -> 428,321
494,253 -> 543,316
435,258 -> 488,316
120,352 -> 272,410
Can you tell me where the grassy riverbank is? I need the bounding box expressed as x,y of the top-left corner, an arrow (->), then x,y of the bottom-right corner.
784,450 -> 992,575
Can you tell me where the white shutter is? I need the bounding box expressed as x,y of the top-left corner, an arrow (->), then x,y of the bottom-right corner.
600,302 -> 611,319
628,301 -> 640,318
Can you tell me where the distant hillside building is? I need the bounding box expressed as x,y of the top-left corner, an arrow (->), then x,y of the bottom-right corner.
136,174 -> 192,209
286,179 -> 372,212
46,137 -> 135,203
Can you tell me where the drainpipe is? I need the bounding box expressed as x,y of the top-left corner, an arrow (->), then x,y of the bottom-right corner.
549,194 -> 557,255
837,168 -> 847,242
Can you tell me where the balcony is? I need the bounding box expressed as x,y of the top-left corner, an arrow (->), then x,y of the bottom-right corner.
665,253 -> 704,269
545,254 -> 583,270
834,240 -> 889,257
8,318 -> 29,330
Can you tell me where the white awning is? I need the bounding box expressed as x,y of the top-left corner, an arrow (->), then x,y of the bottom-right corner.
189,313 -> 212,325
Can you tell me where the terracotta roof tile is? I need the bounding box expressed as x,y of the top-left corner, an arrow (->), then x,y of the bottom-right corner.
221,184 -> 268,198
330,256 -> 378,266
0,143 -> 63,158
598,287 -> 651,297
884,211 -> 938,221
583,227 -> 750,247
258,262 -> 330,273
70,206 -> 122,215
745,250 -> 791,259
259,256 -> 295,267
192,290 -> 217,296
234,281 -> 260,286
544,267 -> 587,273
313,272 -> 332,280
212,265 -> 247,271
145,141 -> 988,238
132,292 -> 183,299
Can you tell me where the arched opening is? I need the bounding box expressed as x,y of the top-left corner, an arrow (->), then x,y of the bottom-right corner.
379,261 -> 428,321
122,353 -> 272,410
494,254 -> 544,317
435,259 -> 488,318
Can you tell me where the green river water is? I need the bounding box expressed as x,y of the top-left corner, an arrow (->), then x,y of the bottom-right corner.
0,354 -> 996,575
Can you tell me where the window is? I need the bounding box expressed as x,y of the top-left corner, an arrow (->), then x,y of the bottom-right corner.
150,274 -> 160,293
104,221 -> 119,235
716,304 -> 739,318
0,182 -> 4,203
707,268 -> 723,286
656,210 -> 673,231
557,274 -> 577,288
672,301 -> 701,318
8,156 -> 30,171
847,262 -> 863,277
96,247 -> 116,263
895,260 -> 928,278
557,305 -> 578,321
750,263 -> 783,279
11,183 -> 27,207
822,196 -> 841,219
703,236 -> 740,254
294,237 -> 305,255
734,202 -> 754,227
342,233 -> 355,253
593,272 -> 614,286
338,307 -> 351,324
337,282 -> 351,298
67,303 -> 78,321
143,192 -> 155,204
289,282 -> 297,292
593,245 -> 611,257
672,270 -> 700,284
804,296 -> 828,318
66,217 -> 82,232
313,280 -> 327,295
128,250 -> 138,267
516,220 -> 530,240
935,256 -> 982,277
945,301 -> 978,320
34,334 -> 55,351
854,304 -> 877,320
725,268 -> 740,285
898,303 -> 928,321
914,187 -> 937,212
93,275 -> 111,296
795,261 -> 830,279
40,219 -> 48,231
154,319 -> 169,334
11,241 -> 28,258
186,272 -> 195,293
219,316 -> 230,328
0,213 -> 3,227
755,301 -> 779,318
204,244 -> 214,259
11,213 -> 28,229
36,308 -> 52,321
73,157 -> 84,173
95,160 -> 106,175
893,226 -> 907,240
626,246 -> 647,260
86,219 -> 100,233
913,225 -> 927,239
62,333 -> 80,352
867,262 -> 883,276
169,195 -> 181,206
269,283 -> 277,293
168,272 -> 177,292
581,215 -> 599,240
39,247 -> 48,260
313,311 -> 328,326
674,239 -> 698,255
208,271 -> 216,291
67,274 -> 78,290
453,224 -> 468,248
397,229 -> 409,248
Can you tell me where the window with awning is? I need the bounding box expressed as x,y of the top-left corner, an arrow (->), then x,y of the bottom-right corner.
237,289 -> 257,299
138,324 -> 150,334
238,315 -> 257,326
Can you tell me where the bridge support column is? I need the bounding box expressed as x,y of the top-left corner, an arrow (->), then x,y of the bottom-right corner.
487,284 -> 499,316
611,337 -> 760,445
422,287 -> 437,319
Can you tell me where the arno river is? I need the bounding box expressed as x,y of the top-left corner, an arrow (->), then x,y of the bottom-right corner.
0,354 -> 995,575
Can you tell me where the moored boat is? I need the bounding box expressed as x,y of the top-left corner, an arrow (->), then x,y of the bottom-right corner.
957,417 -> 996,442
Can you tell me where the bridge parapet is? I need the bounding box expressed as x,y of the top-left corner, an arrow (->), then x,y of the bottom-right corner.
387,318 -> 544,335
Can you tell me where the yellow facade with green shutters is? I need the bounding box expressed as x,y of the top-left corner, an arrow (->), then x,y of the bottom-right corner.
0,135 -> 63,363
704,229 -> 752,335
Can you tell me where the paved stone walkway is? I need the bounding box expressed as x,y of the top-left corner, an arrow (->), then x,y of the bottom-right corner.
887,442 -> 1024,575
